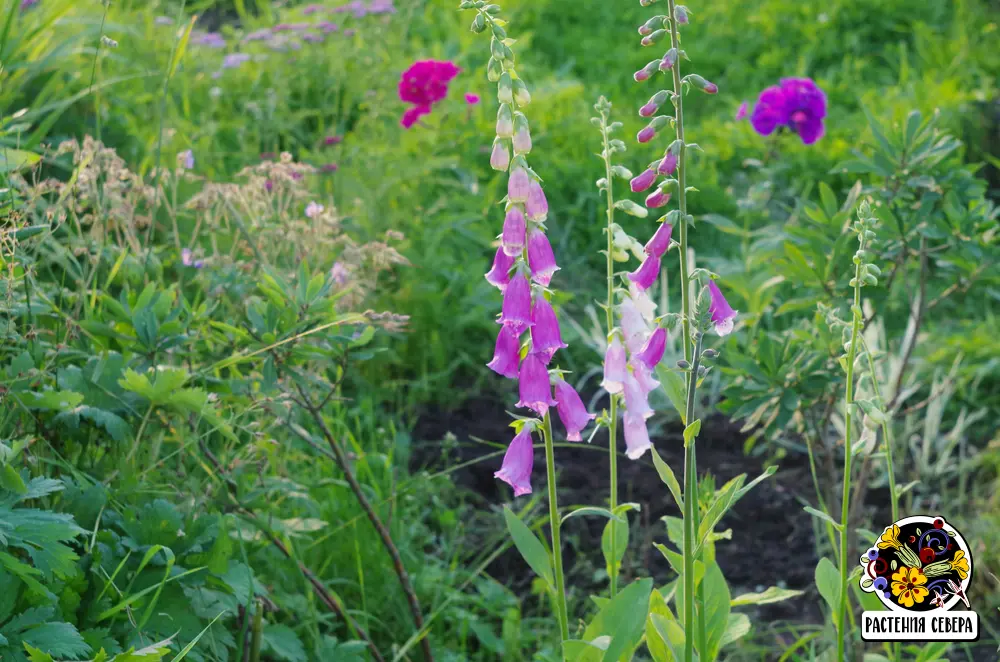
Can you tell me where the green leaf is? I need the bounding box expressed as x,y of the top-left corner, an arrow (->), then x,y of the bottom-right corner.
682,419 -> 701,447
502,506 -> 554,590
645,589 -> 679,662
804,506 -> 844,532
262,624 -> 307,662
580,578 -> 653,662
561,507 -> 621,525
815,557 -> 841,615
0,464 -> 27,494
654,366 -> 687,423
23,643 -> 54,662
701,562 -> 731,659
0,148 -> 41,174
731,586 -> 804,607
650,447 -> 683,511
649,613 -> 685,659
718,613 -> 751,648
21,622 -> 90,658
18,390 -> 84,411
600,515 -> 629,579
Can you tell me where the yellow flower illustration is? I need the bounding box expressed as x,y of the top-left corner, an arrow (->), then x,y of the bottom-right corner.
891,566 -> 929,608
949,550 -> 970,580
877,524 -> 902,550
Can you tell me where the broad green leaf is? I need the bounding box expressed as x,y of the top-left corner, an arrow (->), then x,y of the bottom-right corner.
561,639 -> 604,662
815,557 -> 841,615
0,148 -> 41,173
562,507 -> 621,525
701,562 -> 731,660
18,391 -> 84,411
601,515 -> 629,578
0,464 -> 27,494
655,366 -> 687,423
580,578 -> 652,662
503,506 -> 554,590
645,588 -> 679,662
682,419 -> 701,447
262,624 -> 307,662
718,613 -> 751,648
649,613 -> 686,660
730,586 -> 804,607
803,507 -> 843,532
650,447 -> 683,511
22,622 -> 90,658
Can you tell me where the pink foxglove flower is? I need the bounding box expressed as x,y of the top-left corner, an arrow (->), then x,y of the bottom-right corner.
633,60 -> 659,82
500,272 -> 533,334
495,425 -> 535,496
501,206 -> 527,257
644,222 -> 673,258
512,115 -> 532,153
517,353 -> 557,416
619,297 -> 650,354
628,254 -> 661,291
525,180 -> 548,221
508,167 -> 531,203
631,359 -> 661,393
637,126 -> 657,143
659,48 -> 677,71
623,412 -> 652,460
630,168 -> 657,193
708,280 -> 738,336
645,189 -> 671,208
491,139 -> 511,171
629,283 -> 658,321
530,295 -> 568,364
554,378 -> 595,442
485,246 -> 514,290
488,325 -> 521,378
624,370 -> 653,420
657,151 -> 678,175
735,101 -> 748,121
527,228 -> 559,286
636,327 -> 666,370
601,335 -> 627,394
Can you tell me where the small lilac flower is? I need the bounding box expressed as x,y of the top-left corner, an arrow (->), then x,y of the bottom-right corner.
194,32 -> 227,48
325,135 -> 343,146
637,126 -> 657,143
674,5 -> 690,24
630,168 -> 657,193
222,53 -> 251,70
619,298 -> 650,354
244,29 -> 273,42
524,180 -> 548,221
601,335 -> 627,394
485,246 -> 514,290
330,261 -> 350,286
707,280 -> 738,336
624,371 -> 654,420
465,92 -> 481,105
178,149 -> 194,170
623,412 -> 652,460
517,353 -> 557,416
645,190 -> 671,209
487,325 -> 521,378
265,179 -> 273,192
628,254 -> 661,291
303,3 -> 324,14
317,21 -> 339,33
644,222 -> 673,258
555,378 -> 595,442
495,425 -> 535,496
631,359 -> 661,393
305,201 -> 324,218
500,272 -> 533,335
527,228 -> 559,287
657,151 -> 677,175
490,140 -> 511,171
508,167 -> 531,203
181,248 -> 204,269
735,101 -> 749,121
636,327 -> 666,370
530,295 -> 568,364
501,206 -> 527,257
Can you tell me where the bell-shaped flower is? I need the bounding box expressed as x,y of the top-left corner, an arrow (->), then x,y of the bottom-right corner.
487,325 -> 521,378
555,378 -> 595,442
495,425 -> 535,496
619,297 -> 650,354
525,180 -> 548,221
490,139 -> 511,171
624,369 -> 654,421
499,271 -> 533,335
631,358 -> 661,393
658,151 -> 678,176
508,167 -> 531,203
637,126 -> 657,143
645,190 -> 671,208
512,113 -> 532,154
516,353 -> 557,416
530,295 -> 567,364
630,168 -> 657,193
644,222 -> 673,258
708,280 -> 738,336
623,412 -> 652,460
485,246 -> 514,290
629,282 -> 658,321
635,326 -> 666,370
601,335 -> 627,394
501,206 -> 526,257
527,228 -> 559,286
627,254 -> 661,291
496,102 -> 514,138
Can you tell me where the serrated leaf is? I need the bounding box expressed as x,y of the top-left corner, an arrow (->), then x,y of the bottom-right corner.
21,622 -> 90,658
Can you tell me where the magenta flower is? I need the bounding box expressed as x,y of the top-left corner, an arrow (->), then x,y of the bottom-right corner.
517,353 -> 557,416
634,60 -> 660,82
488,325 -> 521,378
401,104 -> 431,129
635,327 -> 666,370
735,101 -> 748,121
637,126 -> 657,143
485,246 -> 514,290
554,378 -> 595,442
631,359 -> 661,393
623,412 -> 652,460
501,206 -> 527,257
630,168 -> 657,193
525,180 -> 548,221
750,77 -> 826,145
508,167 -> 531,203
530,295 -> 568,364
491,139 -> 511,171
324,135 -> 343,146
465,92 -> 481,105
645,190 -> 671,209
708,280 -> 738,336
619,297 -> 649,355
495,425 -> 535,496
601,335 -> 627,394
659,48 -> 677,71
398,59 -> 459,128
628,254 -> 661,291
500,272 -> 533,335
320,163 -> 339,173
527,228 -> 559,287
624,371 -> 653,420
657,151 -> 677,175
644,222 -> 673,258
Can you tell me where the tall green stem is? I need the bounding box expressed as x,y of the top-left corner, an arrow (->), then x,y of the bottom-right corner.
542,412 -> 570,642
599,106 -> 621,599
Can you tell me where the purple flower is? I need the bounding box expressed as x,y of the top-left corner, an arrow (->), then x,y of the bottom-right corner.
673,5 -> 690,24
305,201 -> 324,218
325,135 -> 343,146
628,254 -> 661,291
659,49 -> 677,71
623,412 -> 652,460
644,222 -> 672,258
401,104 -> 431,129
243,29 -> 273,42
499,272 -> 533,335
708,280 -> 738,336
657,151 -> 677,176
624,370 -> 654,420
194,32 -> 227,48
330,262 -> 350,286
317,21 -> 339,33
265,179 -> 273,192
637,126 -> 657,143
645,190 -> 671,209
735,101 -> 748,121
320,163 -> 339,173
530,295 -> 567,364
488,325 -> 521,378
634,60 -> 659,82
508,167 -> 530,203
490,140 -> 510,171
181,248 -> 204,269
750,78 -> 826,145
178,149 -> 194,170
630,168 -> 657,193
601,335 -> 627,394
619,297 -> 650,355
303,4 -> 324,14
635,327 -> 666,370
516,353 -> 557,416
555,378 -> 595,442
495,425 -> 534,496
631,359 -> 661,393
465,92 -> 481,105
512,124 -> 532,154
222,53 -> 251,69
485,246 -> 514,290
525,180 -> 548,221
527,228 -> 559,287
501,206 -> 526,257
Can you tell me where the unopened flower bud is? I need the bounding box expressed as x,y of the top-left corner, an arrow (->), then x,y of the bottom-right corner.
638,15 -> 666,35
659,48 -> 678,71
701,348 -> 719,359
676,359 -> 691,370
633,60 -> 660,82
512,78 -> 531,106
498,71 -> 513,104
673,4 -> 690,24
487,57 -> 503,82
639,90 -> 669,117
490,138 -> 511,171
496,103 -> 514,137
645,190 -> 671,209
640,29 -> 667,47
512,113 -> 531,153
630,168 -> 657,193
525,179 -> 548,220
471,13 -> 486,33
508,166 -> 531,203
687,74 -> 718,94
